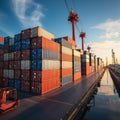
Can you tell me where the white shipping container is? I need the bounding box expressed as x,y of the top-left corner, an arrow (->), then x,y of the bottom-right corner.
8,70 -> 14,79
4,53 -> 9,61
3,69 -> 9,78
31,26 -> 55,40
42,60 -> 60,70
62,46 -> 72,55
62,61 -> 72,68
8,52 -> 14,60
73,50 -> 80,57
21,60 -> 30,70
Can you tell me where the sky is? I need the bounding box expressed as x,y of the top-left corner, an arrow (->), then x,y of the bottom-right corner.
0,0 -> 120,64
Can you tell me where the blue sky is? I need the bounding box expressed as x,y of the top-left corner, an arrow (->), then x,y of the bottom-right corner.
0,0 -> 120,63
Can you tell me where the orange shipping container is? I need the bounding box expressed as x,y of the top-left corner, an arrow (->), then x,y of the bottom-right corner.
61,53 -> 72,61
73,72 -> 81,81
31,36 -> 60,52
0,37 -> 4,42
62,68 -> 72,77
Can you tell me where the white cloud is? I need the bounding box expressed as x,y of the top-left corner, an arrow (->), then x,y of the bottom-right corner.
91,19 -> 120,39
87,40 -> 120,64
12,0 -> 44,28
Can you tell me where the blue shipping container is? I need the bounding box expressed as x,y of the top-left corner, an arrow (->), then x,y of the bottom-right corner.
14,41 -> 21,51
14,33 -> 21,43
54,38 -> 72,49
21,38 -> 30,50
8,79 -> 15,88
31,49 -> 60,60
31,60 -> 42,70
14,80 -> 20,90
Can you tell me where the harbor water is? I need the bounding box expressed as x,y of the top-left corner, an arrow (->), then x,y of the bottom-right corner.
85,69 -> 120,120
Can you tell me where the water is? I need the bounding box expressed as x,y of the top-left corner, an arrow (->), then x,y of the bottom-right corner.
85,69 -> 120,120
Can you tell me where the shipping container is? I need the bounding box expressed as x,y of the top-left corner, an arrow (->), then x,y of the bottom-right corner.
14,41 -> 21,51
14,33 -> 21,42
21,28 -> 31,39
14,61 -> 21,69
21,60 -> 30,70
63,36 -> 76,49
0,61 -> 3,68
31,36 -> 60,52
21,50 -> 30,60
21,80 -> 30,92
31,60 -> 60,70
3,69 -> 9,78
14,70 -> 21,79
21,70 -> 30,80
31,26 -> 55,40
61,75 -> 72,86
8,70 -> 14,79
14,51 -> 21,60
31,49 -> 60,60
0,37 -> 4,43
21,38 -> 31,50
14,79 -> 20,90
54,38 -> 72,49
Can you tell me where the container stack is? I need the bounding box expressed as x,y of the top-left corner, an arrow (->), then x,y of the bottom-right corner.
89,53 -> 95,73
13,33 -> 21,90
55,38 -> 73,86
81,51 -> 91,76
63,36 -> 76,49
31,36 -> 60,94
72,50 -> 81,81
3,37 -> 14,87
94,55 -> 97,72
20,29 -> 31,92
0,37 -> 4,86
97,57 -> 100,71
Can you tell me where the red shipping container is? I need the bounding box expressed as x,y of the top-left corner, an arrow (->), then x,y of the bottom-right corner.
21,50 -> 30,60
0,54 -> 4,61
31,37 -> 60,52
0,50 -> 4,55
31,81 -> 41,94
9,61 -> 14,69
14,51 -> 21,60
4,43 -> 9,53
0,78 -> 8,87
0,61 -> 3,68
14,61 -> 21,69
21,70 -> 30,80
31,71 -> 41,82
0,37 -> 4,42
4,61 -> 9,69
62,68 -> 72,76
21,80 -> 30,92
21,28 -> 31,39
14,70 -> 21,79
0,69 -> 3,77
62,53 -> 72,61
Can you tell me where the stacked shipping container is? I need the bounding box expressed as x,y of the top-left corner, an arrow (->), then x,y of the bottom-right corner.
81,51 -> 91,76
55,38 -> 73,86
0,37 -> 4,86
72,50 -> 81,81
0,26 -> 104,95
31,36 -> 60,94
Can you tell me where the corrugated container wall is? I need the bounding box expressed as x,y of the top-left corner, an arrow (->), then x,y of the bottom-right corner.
55,38 -> 73,86
72,50 -> 81,81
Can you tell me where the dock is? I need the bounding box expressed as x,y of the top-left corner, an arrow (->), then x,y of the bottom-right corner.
0,69 -> 105,120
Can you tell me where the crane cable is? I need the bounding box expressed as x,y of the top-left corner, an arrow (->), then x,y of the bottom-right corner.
64,0 -> 70,13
